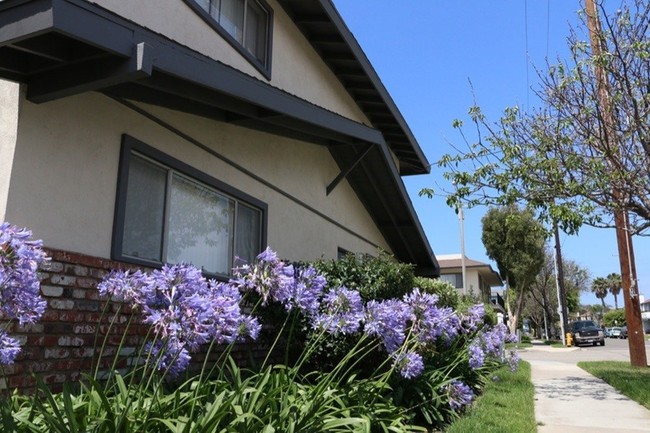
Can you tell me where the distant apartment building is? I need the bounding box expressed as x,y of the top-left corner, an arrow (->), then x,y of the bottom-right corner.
436,254 -> 502,302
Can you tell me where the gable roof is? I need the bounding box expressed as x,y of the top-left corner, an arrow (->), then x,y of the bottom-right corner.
0,0 -> 439,276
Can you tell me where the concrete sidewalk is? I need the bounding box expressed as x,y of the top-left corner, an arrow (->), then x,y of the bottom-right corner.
522,345 -> 650,432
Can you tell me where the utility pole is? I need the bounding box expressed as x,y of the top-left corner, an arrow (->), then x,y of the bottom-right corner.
553,223 -> 567,345
458,202 -> 468,299
585,0 -> 647,367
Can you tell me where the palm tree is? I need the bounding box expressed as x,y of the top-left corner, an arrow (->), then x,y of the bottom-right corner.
606,273 -> 622,309
591,277 -> 609,311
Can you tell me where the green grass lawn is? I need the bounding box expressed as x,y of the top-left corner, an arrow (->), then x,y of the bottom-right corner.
578,361 -> 650,410
444,361 -> 537,433
506,342 -> 532,350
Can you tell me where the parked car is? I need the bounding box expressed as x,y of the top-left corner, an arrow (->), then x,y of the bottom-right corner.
619,326 -> 628,339
569,320 -> 605,346
609,327 -> 622,338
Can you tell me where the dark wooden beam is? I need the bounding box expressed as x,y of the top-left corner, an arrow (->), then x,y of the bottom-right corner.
27,42 -> 152,103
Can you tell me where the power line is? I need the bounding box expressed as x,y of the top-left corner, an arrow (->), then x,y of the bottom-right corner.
524,0 -> 530,111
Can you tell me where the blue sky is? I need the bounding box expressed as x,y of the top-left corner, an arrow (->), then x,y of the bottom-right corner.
331,1 -> 650,306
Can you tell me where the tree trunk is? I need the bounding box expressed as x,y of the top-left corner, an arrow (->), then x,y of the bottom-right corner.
507,285 -> 527,335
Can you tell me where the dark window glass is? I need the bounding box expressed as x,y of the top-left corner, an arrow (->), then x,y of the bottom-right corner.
122,157 -> 167,262
193,0 -> 270,69
115,140 -> 265,276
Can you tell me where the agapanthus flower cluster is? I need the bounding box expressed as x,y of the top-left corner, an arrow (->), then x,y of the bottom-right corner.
0,222 -> 48,365
468,323 -> 518,371
234,250 -> 364,335
362,288 -> 470,378
98,263 -> 260,377
0,330 -> 21,365
392,351 -> 424,379
364,299 -> 411,352
313,286 -> 364,335
446,379 -> 475,410
404,289 -> 461,344
144,339 -> 191,378
275,264 -> 325,317
231,247 -> 293,306
461,304 -> 485,332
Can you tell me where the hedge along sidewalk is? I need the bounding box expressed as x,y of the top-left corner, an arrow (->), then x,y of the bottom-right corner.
445,362 -> 536,433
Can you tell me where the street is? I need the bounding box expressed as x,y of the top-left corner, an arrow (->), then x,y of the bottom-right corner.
520,337 -> 650,364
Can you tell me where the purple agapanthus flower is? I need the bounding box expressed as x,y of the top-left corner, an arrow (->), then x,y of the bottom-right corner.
508,349 -> 520,372
364,299 -> 412,353
468,323 -> 518,370
231,247 -> 294,306
393,350 -> 424,379
0,330 -> 21,365
0,222 -> 48,326
468,341 -> 485,369
0,222 -> 47,365
462,304 -> 485,332
286,265 -> 326,317
446,380 -> 475,410
404,288 -> 461,343
98,263 -> 259,377
237,315 -> 262,341
313,286 -> 363,335
98,269 -> 148,305
144,339 -> 191,379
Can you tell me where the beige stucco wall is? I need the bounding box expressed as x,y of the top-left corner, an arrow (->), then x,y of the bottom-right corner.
440,267 -> 482,298
88,0 -> 371,126
0,80 -> 20,222
4,92 -> 390,263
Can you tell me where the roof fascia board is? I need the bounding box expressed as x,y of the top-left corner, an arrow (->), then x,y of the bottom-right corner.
316,0 -> 431,174
364,140 -> 439,274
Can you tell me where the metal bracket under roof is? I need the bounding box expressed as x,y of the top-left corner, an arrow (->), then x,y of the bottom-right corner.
326,144 -> 373,195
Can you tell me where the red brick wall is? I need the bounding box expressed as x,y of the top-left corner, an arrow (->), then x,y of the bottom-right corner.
3,248 -> 266,393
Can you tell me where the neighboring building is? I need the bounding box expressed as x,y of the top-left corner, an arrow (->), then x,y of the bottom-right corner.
437,254 -> 502,302
641,297 -> 650,334
0,0 -> 439,390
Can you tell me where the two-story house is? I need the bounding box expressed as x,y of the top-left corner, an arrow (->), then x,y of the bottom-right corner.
0,0 -> 438,390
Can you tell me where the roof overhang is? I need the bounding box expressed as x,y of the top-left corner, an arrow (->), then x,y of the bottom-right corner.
276,0 -> 431,176
0,0 -> 439,276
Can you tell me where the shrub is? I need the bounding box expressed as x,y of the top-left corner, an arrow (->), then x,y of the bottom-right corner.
2,236 -> 518,432
313,251 -> 415,301
414,276 -> 460,309
289,252 -> 416,373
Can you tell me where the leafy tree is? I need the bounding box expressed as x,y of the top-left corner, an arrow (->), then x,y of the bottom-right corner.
566,290 -> 580,316
433,0 -> 650,236
606,272 -> 623,309
525,248 -> 589,339
481,206 -> 545,334
586,303 -> 607,321
591,277 -> 609,310
603,309 -> 627,327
